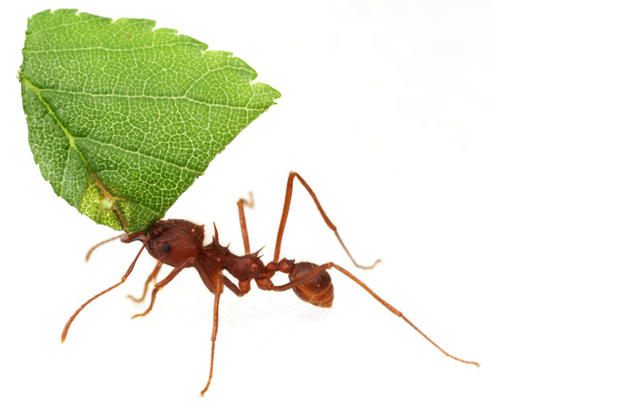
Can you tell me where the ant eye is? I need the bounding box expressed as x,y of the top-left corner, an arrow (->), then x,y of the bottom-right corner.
160,243 -> 171,252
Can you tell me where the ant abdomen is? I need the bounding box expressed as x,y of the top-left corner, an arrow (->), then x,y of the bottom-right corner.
289,262 -> 334,308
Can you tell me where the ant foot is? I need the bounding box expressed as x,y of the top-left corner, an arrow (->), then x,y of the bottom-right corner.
131,311 -> 149,319
126,294 -> 145,303
355,258 -> 382,270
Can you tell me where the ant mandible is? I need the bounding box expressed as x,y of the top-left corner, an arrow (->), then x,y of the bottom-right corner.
61,172 -> 479,396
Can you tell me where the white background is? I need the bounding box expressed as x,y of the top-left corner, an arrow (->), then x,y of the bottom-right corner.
2,1 -> 639,413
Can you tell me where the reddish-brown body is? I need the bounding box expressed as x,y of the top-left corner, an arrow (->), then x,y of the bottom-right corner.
137,218 -> 334,307
61,172 -> 478,397
288,262 -> 334,307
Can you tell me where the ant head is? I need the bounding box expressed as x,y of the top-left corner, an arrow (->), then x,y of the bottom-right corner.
126,219 -> 204,267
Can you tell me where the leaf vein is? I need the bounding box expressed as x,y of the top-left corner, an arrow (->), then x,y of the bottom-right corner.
75,136 -> 202,176
59,143 -> 73,195
20,73 -> 162,228
38,87 -> 262,110
24,43 -> 187,54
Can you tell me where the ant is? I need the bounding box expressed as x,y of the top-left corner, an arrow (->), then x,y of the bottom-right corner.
61,172 -> 479,396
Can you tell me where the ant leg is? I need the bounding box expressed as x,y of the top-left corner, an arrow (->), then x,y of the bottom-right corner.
61,242 -> 148,342
270,261 -> 479,367
331,263 -> 479,366
268,262 -> 333,292
200,275 -> 223,396
85,233 -> 125,262
273,172 -> 381,270
127,261 -> 162,303
131,258 -> 195,319
236,192 -> 254,254
222,276 -> 251,297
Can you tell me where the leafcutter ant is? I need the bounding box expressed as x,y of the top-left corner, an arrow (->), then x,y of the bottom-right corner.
61,172 -> 479,396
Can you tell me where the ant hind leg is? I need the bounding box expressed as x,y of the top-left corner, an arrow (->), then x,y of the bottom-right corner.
272,172 -> 381,270
268,260 -> 479,367
330,262 -> 480,367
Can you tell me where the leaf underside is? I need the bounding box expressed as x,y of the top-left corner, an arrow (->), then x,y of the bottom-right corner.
20,9 -> 280,233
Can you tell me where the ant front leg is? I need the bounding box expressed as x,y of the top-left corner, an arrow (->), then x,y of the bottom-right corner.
273,172 -> 381,270
131,258 -> 195,319
127,261 -> 162,303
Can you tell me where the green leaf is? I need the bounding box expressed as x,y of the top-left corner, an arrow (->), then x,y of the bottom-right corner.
20,9 -> 280,233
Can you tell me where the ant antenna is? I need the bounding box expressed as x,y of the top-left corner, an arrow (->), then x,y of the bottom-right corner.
85,234 -> 125,262
62,241 -> 148,343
